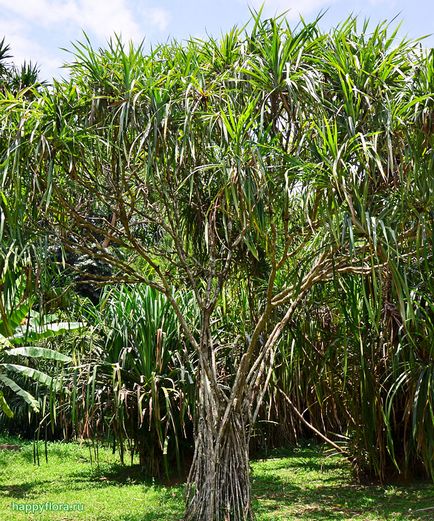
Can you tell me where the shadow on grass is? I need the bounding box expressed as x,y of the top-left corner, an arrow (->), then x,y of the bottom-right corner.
72,463 -> 158,486
252,456 -> 434,521
0,466 -> 182,501
0,482 -> 39,499
2,443 -> 432,521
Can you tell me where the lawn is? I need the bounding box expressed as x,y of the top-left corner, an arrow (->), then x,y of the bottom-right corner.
0,435 -> 432,521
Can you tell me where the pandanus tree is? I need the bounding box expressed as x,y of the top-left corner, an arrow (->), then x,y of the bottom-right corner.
261,21 -> 434,482
1,13 -> 432,520
0,38 -> 44,94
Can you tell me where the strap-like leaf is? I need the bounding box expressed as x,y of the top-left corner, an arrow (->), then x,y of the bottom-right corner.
1,363 -> 62,390
10,321 -> 84,344
0,373 -> 40,411
5,346 -> 72,363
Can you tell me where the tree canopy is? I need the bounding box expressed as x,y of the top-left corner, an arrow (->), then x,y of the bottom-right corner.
0,14 -> 433,521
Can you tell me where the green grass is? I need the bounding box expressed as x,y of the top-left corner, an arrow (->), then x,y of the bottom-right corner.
0,436 -> 432,520
251,448 -> 434,520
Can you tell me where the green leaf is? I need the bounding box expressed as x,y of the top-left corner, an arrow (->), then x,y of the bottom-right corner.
0,302 -> 31,337
0,390 -> 13,418
0,373 -> 40,411
1,364 -> 61,390
6,346 -> 72,363
10,322 -> 84,344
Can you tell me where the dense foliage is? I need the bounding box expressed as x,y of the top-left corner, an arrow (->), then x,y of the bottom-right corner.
0,13 -> 433,521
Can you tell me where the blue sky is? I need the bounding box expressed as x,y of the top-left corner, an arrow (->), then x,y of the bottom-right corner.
1,0 -> 433,80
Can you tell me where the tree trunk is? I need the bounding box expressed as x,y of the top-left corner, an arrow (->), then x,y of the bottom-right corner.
185,373 -> 253,521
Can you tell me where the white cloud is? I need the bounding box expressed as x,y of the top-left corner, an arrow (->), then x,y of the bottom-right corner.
77,0 -> 142,41
0,17 -> 62,79
0,19 -> 30,65
0,0 -> 170,41
0,1 -> 78,27
0,0 -> 171,78
138,6 -> 171,33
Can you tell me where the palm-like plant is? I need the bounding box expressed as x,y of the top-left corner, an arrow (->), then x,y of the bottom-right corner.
0,39 -> 45,94
8,61 -> 45,93
66,284 -> 197,477
0,13 -> 432,520
0,37 -> 12,84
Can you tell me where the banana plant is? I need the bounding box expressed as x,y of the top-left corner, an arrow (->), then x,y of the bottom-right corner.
0,299 -> 83,418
